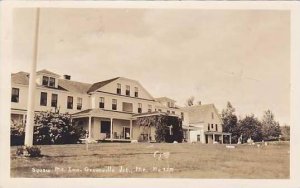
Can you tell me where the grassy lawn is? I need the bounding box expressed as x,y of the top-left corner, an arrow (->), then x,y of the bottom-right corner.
10,142 -> 289,178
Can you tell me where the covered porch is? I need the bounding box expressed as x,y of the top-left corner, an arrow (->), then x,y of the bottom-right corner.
72,109 -> 137,142
205,131 -> 232,144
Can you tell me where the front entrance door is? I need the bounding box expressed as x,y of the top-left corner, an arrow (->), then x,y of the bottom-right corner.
123,127 -> 130,139
101,121 -> 111,139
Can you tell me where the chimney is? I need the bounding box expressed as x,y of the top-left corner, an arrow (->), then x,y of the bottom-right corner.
64,75 -> 71,80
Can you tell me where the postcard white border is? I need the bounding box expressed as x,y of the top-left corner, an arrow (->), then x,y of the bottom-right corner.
1,1 -> 300,188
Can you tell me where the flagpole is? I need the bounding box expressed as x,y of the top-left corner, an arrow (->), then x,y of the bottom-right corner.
24,8 -> 40,146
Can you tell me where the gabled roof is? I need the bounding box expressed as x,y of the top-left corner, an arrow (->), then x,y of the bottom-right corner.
87,77 -> 120,93
58,79 -> 92,94
11,72 -> 30,85
181,104 -> 222,124
36,69 -> 60,77
155,97 -> 176,102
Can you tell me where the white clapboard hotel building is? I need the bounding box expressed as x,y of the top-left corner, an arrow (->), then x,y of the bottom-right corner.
11,70 -> 231,144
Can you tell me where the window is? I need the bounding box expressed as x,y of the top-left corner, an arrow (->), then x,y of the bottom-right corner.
148,105 -> 152,113
134,87 -> 138,97
49,77 -> 55,87
67,96 -> 73,109
216,124 -> 218,132
211,112 -> 214,119
167,110 -> 170,114
138,103 -> 142,113
77,97 -> 82,110
158,109 -> 162,112
211,124 -> 214,129
11,88 -> 19,103
51,94 -> 58,107
117,83 -> 121,95
172,111 -> 175,114
126,85 -> 130,96
42,76 -> 55,87
99,97 -> 105,109
181,112 -> 184,121
42,76 -> 49,86
208,123 -> 210,131
40,92 -> 47,106
112,99 -> 117,110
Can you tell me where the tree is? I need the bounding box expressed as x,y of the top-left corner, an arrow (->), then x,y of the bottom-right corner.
185,96 -> 195,107
221,102 -> 239,143
280,125 -> 290,141
261,110 -> 281,141
136,114 -> 183,143
33,111 -> 86,145
238,114 -> 263,142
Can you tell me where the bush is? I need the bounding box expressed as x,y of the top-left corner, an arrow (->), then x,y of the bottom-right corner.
16,146 -> 42,157
11,122 -> 25,146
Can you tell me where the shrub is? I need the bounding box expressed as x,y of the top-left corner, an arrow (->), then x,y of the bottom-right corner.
16,146 -> 42,157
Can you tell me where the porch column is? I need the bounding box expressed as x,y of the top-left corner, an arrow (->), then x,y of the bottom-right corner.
88,116 -> 92,139
229,135 -> 232,144
22,114 -> 26,126
221,134 -> 224,144
110,118 -> 113,141
130,120 -> 133,139
212,133 -> 215,143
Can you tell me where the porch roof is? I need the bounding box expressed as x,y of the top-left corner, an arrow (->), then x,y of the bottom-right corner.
205,131 -> 232,135
71,108 -> 135,120
133,111 -> 179,118
182,125 -> 202,130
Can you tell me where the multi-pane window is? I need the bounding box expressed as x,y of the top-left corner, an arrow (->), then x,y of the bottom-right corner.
216,124 -> 218,132
67,96 -> 73,109
181,112 -> 184,121
138,103 -> 142,113
148,105 -> 152,113
99,97 -> 105,108
117,83 -> 121,95
42,76 -> 49,86
112,99 -> 117,110
126,85 -> 130,96
208,123 -> 210,131
11,88 -> 19,103
49,77 -> 55,87
134,87 -> 138,97
42,76 -> 55,87
51,94 -> 58,107
40,92 -> 47,106
77,97 -> 82,110
211,124 -> 214,129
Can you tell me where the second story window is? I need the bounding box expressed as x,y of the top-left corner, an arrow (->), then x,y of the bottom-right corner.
148,105 -> 152,113
208,123 -> 210,131
126,85 -> 130,96
138,103 -> 142,113
77,97 -> 82,110
181,112 -> 184,121
99,97 -> 104,109
40,92 -> 47,106
51,94 -> 58,107
216,124 -> 218,132
67,96 -> 73,109
117,83 -> 121,95
167,110 -> 170,114
211,124 -> 214,129
134,87 -> 138,97
11,88 -> 19,103
112,99 -> 117,110
172,111 -> 175,114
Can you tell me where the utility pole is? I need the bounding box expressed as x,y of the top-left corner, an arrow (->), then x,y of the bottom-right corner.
24,8 -> 40,146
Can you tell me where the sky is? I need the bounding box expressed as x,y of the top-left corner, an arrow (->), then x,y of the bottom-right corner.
12,8 -> 290,125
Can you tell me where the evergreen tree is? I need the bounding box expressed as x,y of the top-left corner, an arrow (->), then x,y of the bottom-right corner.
261,110 -> 281,141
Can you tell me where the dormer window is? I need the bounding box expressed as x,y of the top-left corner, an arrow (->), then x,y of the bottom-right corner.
148,105 -> 152,113
126,85 -> 130,96
42,76 -> 55,87
117,83 -> 121,95
134,87 -> 138,97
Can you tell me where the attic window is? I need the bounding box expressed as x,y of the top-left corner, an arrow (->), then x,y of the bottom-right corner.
134,87 -> 138,97
117,83 -> 121,95
42,76 -> 55,87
